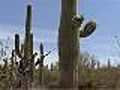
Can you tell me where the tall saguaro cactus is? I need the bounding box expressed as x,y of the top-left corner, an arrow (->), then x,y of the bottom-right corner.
59,0 -> 96,88
59,0 -> 79,88
24,4 -> 32,61
22,4 -> 33,90
14,3 -> 36,90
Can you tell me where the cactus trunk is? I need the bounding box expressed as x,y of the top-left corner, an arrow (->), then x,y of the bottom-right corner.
58,0 -> 79,88
29,33 -> 34,86
23,4 -> 32,90
24,4 -> 32,60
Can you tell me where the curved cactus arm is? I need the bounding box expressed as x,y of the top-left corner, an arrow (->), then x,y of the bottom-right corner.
80,20 -> 96,38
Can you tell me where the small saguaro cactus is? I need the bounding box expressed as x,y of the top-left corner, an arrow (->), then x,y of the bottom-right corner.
59,0 -> 96,88
97,61 -> 100,69
38,43 -> 44,85
36,43 -> 53,85
108,58 -> 111,69
50,63 -> 54,72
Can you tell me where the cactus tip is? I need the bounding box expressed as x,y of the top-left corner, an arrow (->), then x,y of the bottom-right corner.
90,19 -> 96,25
27,0 -> 32,5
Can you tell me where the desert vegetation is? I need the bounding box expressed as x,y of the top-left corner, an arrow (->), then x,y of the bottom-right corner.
0,0 -> 119,90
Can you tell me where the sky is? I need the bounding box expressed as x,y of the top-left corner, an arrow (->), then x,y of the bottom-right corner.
0,0 -> 120,66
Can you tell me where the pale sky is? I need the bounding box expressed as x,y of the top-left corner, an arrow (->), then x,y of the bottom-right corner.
0,0 -> 120,66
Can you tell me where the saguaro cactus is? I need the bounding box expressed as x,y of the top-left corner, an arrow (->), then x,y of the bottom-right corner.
59,0 -> 96,88
59,0 -> 79,88
21,4 -> 32,90
24,4 -> 32,61
39,43 -> 44,85
36,43 -> 53,85
107,58 -> 111,69
14,3 -> 37,90
97,61 -> 100,69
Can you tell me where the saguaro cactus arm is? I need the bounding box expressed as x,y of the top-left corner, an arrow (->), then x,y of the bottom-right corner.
72,15 -> 96,38
15,34 -> 20,54
80,20 -> 96,38
15,34 -> 24,59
